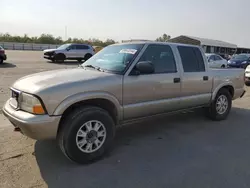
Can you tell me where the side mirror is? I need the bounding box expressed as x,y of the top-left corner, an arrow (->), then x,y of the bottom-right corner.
135,61 -> 154,75
66,47 -> 70,51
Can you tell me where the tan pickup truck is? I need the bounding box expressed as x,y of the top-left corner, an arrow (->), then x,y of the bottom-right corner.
3,42 -> 246,164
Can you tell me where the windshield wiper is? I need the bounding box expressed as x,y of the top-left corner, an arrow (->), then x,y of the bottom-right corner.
83,65 -> 105,72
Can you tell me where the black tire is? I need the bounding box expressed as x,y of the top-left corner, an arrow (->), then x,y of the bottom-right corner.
54,53 -> 66,63
57,106 -> 115,164
221,65 -> 225,68
0,59 -> 3,64
205,88 -> 232,121
84,53 -> 92,61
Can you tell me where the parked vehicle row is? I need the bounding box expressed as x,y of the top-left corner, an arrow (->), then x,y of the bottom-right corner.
0,45 -> 7,64
3,41 -> 246,164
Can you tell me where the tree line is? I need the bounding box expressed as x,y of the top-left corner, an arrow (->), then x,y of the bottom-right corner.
0,33 -> 171,47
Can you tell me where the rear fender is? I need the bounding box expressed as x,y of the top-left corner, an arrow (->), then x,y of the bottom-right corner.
212,82 -> 234,101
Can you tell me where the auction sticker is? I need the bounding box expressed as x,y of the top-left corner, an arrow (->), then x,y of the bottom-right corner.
119,49 -> 137,54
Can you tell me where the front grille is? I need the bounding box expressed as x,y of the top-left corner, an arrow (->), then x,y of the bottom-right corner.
44,51 -> 54,56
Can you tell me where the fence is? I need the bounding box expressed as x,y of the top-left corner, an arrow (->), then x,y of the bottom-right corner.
0,42 -> 60,51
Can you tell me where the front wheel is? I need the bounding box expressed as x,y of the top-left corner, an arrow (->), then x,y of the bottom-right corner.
205,88 -> 232,121
54,53 -> 66,63
57,106 -> 115,164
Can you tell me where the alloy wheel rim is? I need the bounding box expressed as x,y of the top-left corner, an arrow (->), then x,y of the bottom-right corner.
76,120 -> 106,153
216,95 -> 228,115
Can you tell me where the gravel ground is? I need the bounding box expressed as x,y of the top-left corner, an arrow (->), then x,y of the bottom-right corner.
1,50 -> 250,188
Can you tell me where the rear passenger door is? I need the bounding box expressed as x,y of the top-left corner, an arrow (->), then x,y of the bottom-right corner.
123,44 -> 181,120
177,46 -> 213,108
76,45 -> 89,58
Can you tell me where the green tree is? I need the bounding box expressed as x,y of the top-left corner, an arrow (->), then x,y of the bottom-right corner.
156,33 -> 171,42
0,33 -> 117,46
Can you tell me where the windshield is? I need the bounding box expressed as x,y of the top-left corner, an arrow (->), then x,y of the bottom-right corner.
82,44 -> 144,73
57,44 -> 71,50
232,54 -> 249,60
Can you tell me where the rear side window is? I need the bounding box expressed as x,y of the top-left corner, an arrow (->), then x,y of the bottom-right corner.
178,46 -> 205,72
76,45 -> 89,50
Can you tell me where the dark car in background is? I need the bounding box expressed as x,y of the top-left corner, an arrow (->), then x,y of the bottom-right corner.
228,54 -> 250,69
0,46 -> 7,64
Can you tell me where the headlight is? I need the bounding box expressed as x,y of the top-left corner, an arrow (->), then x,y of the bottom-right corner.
241,61 -> 247,64
20,93 -> 45,114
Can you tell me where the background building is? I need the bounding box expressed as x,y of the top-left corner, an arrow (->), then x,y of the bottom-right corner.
169,35 -> 237,56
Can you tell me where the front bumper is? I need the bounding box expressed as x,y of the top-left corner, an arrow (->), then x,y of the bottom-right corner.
44,55 -> 53,60
2,99 -> 61,140
228,63 -> 249,69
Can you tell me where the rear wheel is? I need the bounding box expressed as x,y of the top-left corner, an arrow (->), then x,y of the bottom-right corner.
221,64 -> 225,68
84,54 -> 92,61
57,106 -> 115,164
0,59 -> 3,64
205,88 -> 232,121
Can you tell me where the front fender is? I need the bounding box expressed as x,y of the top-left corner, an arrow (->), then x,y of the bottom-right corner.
212,81 -> 234,101
52,91 -> 122,120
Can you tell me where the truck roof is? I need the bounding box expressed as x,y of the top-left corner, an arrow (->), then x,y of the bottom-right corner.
116,41 -> 201,48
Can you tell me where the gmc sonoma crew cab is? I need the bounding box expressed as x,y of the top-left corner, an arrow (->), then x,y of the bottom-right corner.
3,42 -> 246,164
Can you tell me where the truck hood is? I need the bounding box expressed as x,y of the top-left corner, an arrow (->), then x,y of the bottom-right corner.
12,68 -> 115,93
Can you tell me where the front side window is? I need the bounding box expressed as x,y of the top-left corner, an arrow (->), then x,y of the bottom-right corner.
232,54 -> 248,61
209,55 -> 215,61
214,55 -> 223,61
138,44 -> 177,73
178,46 -> 205,72
57,44 -> 71,50
82,44 -> 144,73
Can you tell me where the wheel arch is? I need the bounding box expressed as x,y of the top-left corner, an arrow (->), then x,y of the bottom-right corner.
212,83 -> 234,101
54,92 -> 122,128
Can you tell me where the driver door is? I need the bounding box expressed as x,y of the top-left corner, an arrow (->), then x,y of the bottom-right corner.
64,44 -> 76,58
122,44 -> 181,120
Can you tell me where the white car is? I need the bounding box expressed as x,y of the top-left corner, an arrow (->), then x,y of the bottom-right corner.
245,65 -> 250,85
205,53 -> 228,68
43,43 -> 95,63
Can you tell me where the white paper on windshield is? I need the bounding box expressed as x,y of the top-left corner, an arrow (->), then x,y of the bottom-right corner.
119,49 -> 137,54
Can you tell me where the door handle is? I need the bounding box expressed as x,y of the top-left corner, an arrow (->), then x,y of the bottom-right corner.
173,78 -> 181,83
203,76 -> 209,81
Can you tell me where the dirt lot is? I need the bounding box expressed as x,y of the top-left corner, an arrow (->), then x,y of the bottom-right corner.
1,50 -> 250,188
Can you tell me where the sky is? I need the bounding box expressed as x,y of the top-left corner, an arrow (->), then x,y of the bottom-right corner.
1,0 -> 250,47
